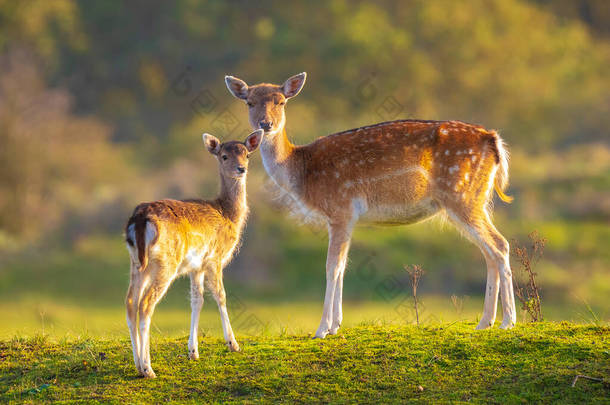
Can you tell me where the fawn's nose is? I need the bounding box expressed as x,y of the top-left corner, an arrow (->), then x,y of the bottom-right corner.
237,166 -> 246,174
259,120 -> 273,131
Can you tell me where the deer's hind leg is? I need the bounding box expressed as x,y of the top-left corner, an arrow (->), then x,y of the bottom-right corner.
137,262 -> 175,378
475,249 -> 500,329
126,262 -> 142,375
447,208 -> 516,330
188,271 -> 205,360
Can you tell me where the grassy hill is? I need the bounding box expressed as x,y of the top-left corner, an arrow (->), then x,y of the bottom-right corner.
1,323 -> 608,403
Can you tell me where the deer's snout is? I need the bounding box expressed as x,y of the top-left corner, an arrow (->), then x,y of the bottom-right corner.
237,166 -> 246,174
259,120 -> 273,131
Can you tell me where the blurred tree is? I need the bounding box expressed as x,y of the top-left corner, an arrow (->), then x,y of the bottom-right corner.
0,0 -> 87,64
0,0 -> 605,152
0,0 -> 608,250
530,0 -> 610,38
0,48 -> 132,243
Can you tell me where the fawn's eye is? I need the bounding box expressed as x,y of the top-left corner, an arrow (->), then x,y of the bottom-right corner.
246,154 -> 250,159
246,102 -> 254,107
222,155 -> 228,160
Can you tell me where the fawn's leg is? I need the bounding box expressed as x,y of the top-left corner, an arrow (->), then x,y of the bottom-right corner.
125,265 -> 142,374
188,271 -> 205,360
207,267 -> 240,352
138,270 -> 173,378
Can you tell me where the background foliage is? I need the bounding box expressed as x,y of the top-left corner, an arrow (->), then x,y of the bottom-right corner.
0,0 -> 608,336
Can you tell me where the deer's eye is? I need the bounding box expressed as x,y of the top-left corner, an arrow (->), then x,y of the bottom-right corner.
222,155 -> 228,160
246,102 -> 254,107
246,154 -> 250,159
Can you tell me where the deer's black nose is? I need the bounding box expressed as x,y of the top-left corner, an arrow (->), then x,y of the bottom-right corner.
259,121 -> 272,131
237,166 -> 246,174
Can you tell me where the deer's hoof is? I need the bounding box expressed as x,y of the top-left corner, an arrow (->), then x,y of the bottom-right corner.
227,341 -> 240,352
475,319 -> 494,330
499,320 -> 515,330
189,350 -> 199,360
313,329 -> 329,339
140,367 -> 157,379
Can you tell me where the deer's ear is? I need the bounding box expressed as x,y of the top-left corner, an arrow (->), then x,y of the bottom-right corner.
202,133 -> 221,155
244,129 -> 263,152
225,75 -> 249,100
281,72 -> 306,99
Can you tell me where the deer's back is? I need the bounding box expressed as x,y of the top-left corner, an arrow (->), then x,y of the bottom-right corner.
127,199 -> 240,272
296,120 -> 500,222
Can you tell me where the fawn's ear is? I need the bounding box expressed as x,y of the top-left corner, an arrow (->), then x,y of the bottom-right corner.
202,133 -> 221,155
225,75 -> 249,100
281,72 -> 306,99
244,129 -> 263,152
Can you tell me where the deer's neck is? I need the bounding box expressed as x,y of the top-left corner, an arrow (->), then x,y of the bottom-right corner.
217,175 -> 248,228
260,127 -> 301,193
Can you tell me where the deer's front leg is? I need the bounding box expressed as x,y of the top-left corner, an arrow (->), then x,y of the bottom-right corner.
329,266 -> 346,335
315,222 -> 353,339
208,268 -> 240,352
188,271 -> 205,360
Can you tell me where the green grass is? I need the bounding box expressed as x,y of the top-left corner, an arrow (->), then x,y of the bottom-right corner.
1,323 -> 608,403
1,296 -> 603,340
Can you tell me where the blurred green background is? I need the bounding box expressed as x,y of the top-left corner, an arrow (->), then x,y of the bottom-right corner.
0,0 -> 608,338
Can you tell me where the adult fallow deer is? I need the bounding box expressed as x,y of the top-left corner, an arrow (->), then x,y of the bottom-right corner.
225,73 -> 516,338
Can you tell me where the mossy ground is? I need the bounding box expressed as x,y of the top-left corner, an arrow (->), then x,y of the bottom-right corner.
1,322 -> 608,404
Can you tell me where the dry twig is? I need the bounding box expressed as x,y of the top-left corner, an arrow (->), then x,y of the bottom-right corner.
511,231 -> 545,322
571,375 -> 604,387
404,265 -> 425,326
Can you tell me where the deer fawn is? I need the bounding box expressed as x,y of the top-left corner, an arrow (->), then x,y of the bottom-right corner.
226,73 -> 517,338
124,129 -> 263,378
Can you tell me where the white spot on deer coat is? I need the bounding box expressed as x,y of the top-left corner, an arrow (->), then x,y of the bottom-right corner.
183,248 -> 204,271
145,222 -> 157,246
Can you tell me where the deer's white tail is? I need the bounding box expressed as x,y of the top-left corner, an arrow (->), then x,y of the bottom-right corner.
490,132 -> 513,203
126,219 -> 157,271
